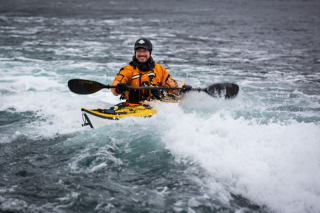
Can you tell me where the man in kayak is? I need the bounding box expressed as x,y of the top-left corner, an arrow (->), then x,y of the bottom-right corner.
111,38 -> 191,102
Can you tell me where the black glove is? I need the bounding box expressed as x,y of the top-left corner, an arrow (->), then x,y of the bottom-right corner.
181,85 -> 192,94
116,83 -> 129,93
151,88 -> 163,100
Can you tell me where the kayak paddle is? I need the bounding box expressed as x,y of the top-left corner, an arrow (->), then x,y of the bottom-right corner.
68,79 -> 239,99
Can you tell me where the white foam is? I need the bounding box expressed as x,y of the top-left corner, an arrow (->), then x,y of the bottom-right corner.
1,68 -> 319,212
0,69 -> 125,143
0,58 -> 13,61
102,18 -> 141,26
158,102 -> 320,213
0,76 -> 61,93
0,195 -> 28,212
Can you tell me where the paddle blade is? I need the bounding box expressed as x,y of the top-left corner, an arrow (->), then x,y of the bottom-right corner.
205,83 -> 239,99
68,79 -> 106,94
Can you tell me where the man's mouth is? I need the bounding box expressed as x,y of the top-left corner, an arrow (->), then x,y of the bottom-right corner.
138,56 -> 147,61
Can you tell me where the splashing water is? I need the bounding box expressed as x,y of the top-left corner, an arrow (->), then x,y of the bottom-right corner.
1,0 -> 320,212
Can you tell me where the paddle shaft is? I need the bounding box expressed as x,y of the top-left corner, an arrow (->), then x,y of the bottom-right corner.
68,79 -> 239,98
99,84 -> 206,92
102,85 -> 183,90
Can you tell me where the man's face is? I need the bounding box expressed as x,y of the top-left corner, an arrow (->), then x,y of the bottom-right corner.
135,48 -> 150,63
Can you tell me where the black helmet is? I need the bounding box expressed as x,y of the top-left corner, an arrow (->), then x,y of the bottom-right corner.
134,38 -> 152,53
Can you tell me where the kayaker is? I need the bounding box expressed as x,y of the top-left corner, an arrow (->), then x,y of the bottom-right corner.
111,38 -> 191,102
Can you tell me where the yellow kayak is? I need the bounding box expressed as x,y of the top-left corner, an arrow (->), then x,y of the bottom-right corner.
81,103 -> 157,128
81,82 -> 185,128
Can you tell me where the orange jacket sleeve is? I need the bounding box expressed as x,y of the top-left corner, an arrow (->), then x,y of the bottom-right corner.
111,67 -> 132,96
159,65 -> 179,93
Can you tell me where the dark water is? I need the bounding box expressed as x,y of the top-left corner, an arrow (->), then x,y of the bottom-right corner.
1,0 -> 320,212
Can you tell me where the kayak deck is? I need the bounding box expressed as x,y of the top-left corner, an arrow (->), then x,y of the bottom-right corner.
81,104 -> 157,128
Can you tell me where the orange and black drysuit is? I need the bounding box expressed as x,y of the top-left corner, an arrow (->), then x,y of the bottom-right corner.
111,57 -> 178,102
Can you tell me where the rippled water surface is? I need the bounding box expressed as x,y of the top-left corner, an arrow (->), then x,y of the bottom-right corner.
1,0 -> 320,212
